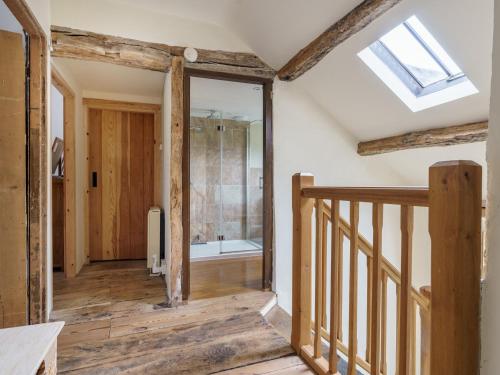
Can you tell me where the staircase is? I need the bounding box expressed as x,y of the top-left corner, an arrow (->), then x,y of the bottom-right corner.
291,161 -> 482,375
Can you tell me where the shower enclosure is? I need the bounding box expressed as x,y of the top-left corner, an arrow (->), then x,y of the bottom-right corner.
189,109 -> 264,259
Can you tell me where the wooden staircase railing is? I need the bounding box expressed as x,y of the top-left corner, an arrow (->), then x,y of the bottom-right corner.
291,161 -> 482,375
314,202 -> 430,374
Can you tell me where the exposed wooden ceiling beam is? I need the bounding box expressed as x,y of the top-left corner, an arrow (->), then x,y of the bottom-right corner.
50,26 -> 275,79
278,0 -> 402,81
357,121 -> 488,156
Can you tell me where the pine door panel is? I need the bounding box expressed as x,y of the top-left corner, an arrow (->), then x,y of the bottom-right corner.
89,109 -> 154,261
89,109 -> 103,261
0,30 -> 27,327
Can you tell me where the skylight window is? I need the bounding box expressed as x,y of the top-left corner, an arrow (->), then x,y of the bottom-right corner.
358,16 -> 478,112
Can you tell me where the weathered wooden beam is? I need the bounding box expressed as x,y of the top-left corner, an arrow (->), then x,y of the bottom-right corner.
357,121 -> 488,156
51,26 -> 275,79
168,56 -> 184,307
278,0 -> 402,81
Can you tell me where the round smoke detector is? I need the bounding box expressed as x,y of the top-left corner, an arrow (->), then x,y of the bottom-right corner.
184,47 -> 198,63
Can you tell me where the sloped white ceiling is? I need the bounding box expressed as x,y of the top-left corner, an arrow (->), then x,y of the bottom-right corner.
106,0 -> 364,68
53,0 -> 492,185
295,0 -> 494,141
106,0 -> 493,140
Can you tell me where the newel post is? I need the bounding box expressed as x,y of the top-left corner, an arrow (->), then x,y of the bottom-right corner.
291,173 -> 314,352
429,161 -> 482,375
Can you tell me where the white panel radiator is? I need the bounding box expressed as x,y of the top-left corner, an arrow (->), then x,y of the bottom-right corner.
147,207 -> 165,274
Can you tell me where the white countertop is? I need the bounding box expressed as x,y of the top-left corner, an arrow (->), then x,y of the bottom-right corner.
0,322 -> 65,375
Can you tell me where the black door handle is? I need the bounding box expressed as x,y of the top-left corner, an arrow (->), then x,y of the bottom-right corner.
92,171 -> 98,187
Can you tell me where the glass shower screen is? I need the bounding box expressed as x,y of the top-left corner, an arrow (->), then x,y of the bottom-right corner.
189,77 -> 264,259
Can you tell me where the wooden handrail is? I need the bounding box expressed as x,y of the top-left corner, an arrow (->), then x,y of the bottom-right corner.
292,161 -> 482,375
301,186 -> 429,206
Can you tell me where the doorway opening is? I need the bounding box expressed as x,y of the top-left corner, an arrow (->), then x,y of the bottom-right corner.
183,71 -> 273,300
49,57 -> 166,318
50,68 -> 77,279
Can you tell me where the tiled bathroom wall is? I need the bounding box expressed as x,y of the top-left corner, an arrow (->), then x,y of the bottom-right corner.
190,117 -> 263,245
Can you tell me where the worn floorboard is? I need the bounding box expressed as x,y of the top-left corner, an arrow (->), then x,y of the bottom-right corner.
217,355 -> 313,374
52,260 -> 294,374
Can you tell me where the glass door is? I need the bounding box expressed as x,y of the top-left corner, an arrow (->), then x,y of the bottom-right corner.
220,119 -> 263,253
189,77 -> 264,258
189,112 -> 222,258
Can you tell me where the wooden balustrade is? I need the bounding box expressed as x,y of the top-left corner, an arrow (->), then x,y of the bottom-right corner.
291,161 -> 482,375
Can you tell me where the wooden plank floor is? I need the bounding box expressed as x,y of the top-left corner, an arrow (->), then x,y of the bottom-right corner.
51,260 -> 298,374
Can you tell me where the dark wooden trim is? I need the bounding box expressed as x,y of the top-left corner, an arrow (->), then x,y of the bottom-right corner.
4,0 -> 48,324
277,0 -> 402,81
181,70 -> 191,301
262,81 -> 274,290
357,121 -> 488,156
184,68 -> 274,85
181,70 -> 274,298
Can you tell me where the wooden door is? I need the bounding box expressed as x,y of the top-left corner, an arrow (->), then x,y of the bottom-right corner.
88,109 -> 154,261
52,176 -> 65,270
0,30 -> 27,327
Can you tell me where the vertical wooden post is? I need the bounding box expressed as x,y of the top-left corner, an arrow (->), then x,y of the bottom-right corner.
380,271 -> 388,375
409,299 -> 417,375
370,203 -> 383,375
314,199 -> 324,359
429,161 -> 482,375
398,205 -> 414,375
366,256 -> 373,363
419,287 -> 431,375
347,201 -> 359,375
292,173 -> 314,352
322,212 -> 328,330
168,56 -> 185,307
329,200 -> 340,374
337,232 -> 344,342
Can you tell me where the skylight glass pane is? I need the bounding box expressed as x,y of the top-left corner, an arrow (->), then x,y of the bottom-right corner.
380,24 -> 448,87
406,16 -> 462,76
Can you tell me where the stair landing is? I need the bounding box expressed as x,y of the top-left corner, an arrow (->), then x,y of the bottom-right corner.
51,261 -> 295,374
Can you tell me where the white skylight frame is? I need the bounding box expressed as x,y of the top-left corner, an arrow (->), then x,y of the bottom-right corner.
358,15 -> 478,112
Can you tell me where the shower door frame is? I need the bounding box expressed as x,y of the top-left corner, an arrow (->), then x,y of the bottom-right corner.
182,68 -> 274,299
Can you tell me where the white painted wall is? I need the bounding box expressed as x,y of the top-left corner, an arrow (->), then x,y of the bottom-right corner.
273,80 -> 433,373
25,0 -> 50,35
481,0 -> 500,372
50,0 -> 251,52
274,80 -> 411,311
368,142 -> 488,197
51,85 -> 64,143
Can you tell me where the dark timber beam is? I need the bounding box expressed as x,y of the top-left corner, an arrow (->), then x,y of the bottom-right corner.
51,26 -> 275,79
357,121 -> 488,156
278,0 -> 402,81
